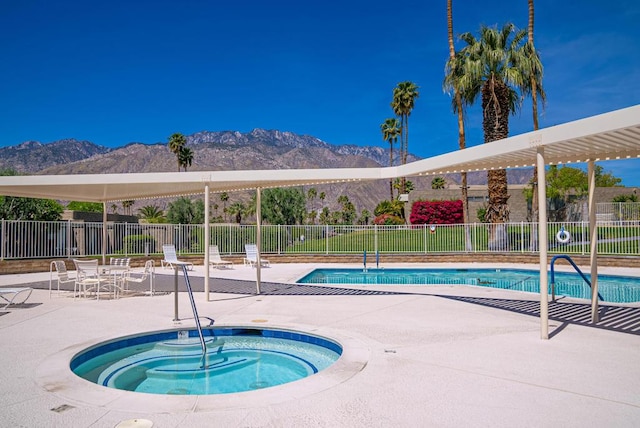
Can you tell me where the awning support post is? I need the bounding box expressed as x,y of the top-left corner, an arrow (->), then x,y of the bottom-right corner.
588,161 -> 599,322
536,147 -> 549,339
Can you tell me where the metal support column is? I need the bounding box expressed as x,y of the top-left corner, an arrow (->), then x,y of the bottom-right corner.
536,148 -> 549,339
588,161 -> 599,322
255,187 -> 262,294
102,202 -> 107,265
204,184 -> 210,301
174,266 -> 179,321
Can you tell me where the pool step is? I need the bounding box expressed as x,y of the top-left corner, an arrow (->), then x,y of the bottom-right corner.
146,356 -> 256,380
153,337 -> 225,352
103,352 -> 257,389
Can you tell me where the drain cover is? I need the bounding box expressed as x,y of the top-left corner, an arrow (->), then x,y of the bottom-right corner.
50,404 -> 74,413
115,419 -> 153,428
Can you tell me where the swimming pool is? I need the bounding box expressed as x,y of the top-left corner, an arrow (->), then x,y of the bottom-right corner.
71,327 -> 342,395
297,268 -> 640,303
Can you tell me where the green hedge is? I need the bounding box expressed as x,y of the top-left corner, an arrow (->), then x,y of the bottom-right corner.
123,234 -> 157,254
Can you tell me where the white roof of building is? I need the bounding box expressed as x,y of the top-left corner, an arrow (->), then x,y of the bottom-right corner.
0,104 -> 638,202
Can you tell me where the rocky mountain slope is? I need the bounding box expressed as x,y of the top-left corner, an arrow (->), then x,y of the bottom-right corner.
0,129 -> 532,214
0,139 -> 111,173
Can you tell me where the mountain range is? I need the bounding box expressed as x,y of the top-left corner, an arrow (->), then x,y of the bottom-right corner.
0,130 -> 532,214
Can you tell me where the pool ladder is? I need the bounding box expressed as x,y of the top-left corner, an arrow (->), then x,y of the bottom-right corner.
177,263 -> 208,367
550,255 -> 603,302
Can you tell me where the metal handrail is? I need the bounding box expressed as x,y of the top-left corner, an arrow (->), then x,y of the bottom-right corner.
177,263 -> 207,367
550,255 -> 603,302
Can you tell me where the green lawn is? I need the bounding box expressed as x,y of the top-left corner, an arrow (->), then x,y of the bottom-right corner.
280,224 -> 640,255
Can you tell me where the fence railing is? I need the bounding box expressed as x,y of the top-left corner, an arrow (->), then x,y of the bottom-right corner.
1,220 -> 639,260
596,202 -> 640,223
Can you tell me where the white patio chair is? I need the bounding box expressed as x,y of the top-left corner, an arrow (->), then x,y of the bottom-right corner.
161,245 -> 194,270
209,245 -> 233,269
73,259 -> 109,300
49,260 -> 76,298
244,244 -> 270,268
123,260 -> 155,296
109,257 -> 131,268
107,257 -> 131,298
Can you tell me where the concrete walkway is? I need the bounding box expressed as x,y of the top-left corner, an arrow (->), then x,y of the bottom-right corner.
1,263 -> 639,427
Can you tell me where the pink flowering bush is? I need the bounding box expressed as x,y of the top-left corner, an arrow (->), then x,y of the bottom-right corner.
373,213 -> 405,225
409,200 -> 463,225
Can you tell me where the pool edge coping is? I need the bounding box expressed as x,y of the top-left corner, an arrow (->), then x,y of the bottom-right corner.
36,322 -> 370,413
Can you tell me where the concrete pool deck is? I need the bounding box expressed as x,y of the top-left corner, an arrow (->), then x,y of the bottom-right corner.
1,262 -> 639,427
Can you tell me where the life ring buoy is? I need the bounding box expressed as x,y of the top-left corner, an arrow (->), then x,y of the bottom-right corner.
556,228 -> 571,244
429,225 -> 436,234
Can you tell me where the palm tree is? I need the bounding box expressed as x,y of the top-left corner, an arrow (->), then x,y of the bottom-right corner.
138,204 -> 165,222
307,187 -> 317,211
391,81 -> 419,193
431,177 -> 446,189
226,202 -> 246,224
168,133 -> 187,172
380,118 -> 402,200
121,200 -> 135,215
525,0 -> 545,132
444,0 -> 469,225
523,0 -> 547,236
454,23 -> 528,249
307,209 -> 318,225
178,147 -> 194,171
404,180 -> 414,193
219,192 -> 229,221
319,207 -> 330,225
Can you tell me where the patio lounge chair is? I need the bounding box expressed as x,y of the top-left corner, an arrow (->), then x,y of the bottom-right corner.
209,245 -> 233,269
0,287 -> 33,309
161,245 -> 194,270
49,260 -> 76,298
123,260 -> 155,296
244,244 -> 270,268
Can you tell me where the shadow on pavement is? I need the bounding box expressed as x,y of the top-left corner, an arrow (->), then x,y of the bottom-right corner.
25,275 -> 640,336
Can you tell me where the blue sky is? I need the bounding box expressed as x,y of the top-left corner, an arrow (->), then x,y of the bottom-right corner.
1,0 -> 639,185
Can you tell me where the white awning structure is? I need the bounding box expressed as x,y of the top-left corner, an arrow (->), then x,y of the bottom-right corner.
399,104 -> 640,177
0,167 -> 389,203
1,104 -> 639,339
0,105 -> 638,203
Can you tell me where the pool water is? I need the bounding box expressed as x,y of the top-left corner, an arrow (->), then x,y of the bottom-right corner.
71,327 -> 342,395
297,268 -> 640,303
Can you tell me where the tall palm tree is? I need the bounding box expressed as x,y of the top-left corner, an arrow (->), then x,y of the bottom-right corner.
454,23 -> 528,249
444,0 -> 469,225
391,81 -> 419,193
380,117 -> 402,200
121,200 -> 135,215
178,147 -> 194,171
219,192 -> 229,221
525,0 -> 545,132
226,202 -> 246,224
307,187 -> 317,211
168,133 -> 187,172
523,0 -> 547,234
